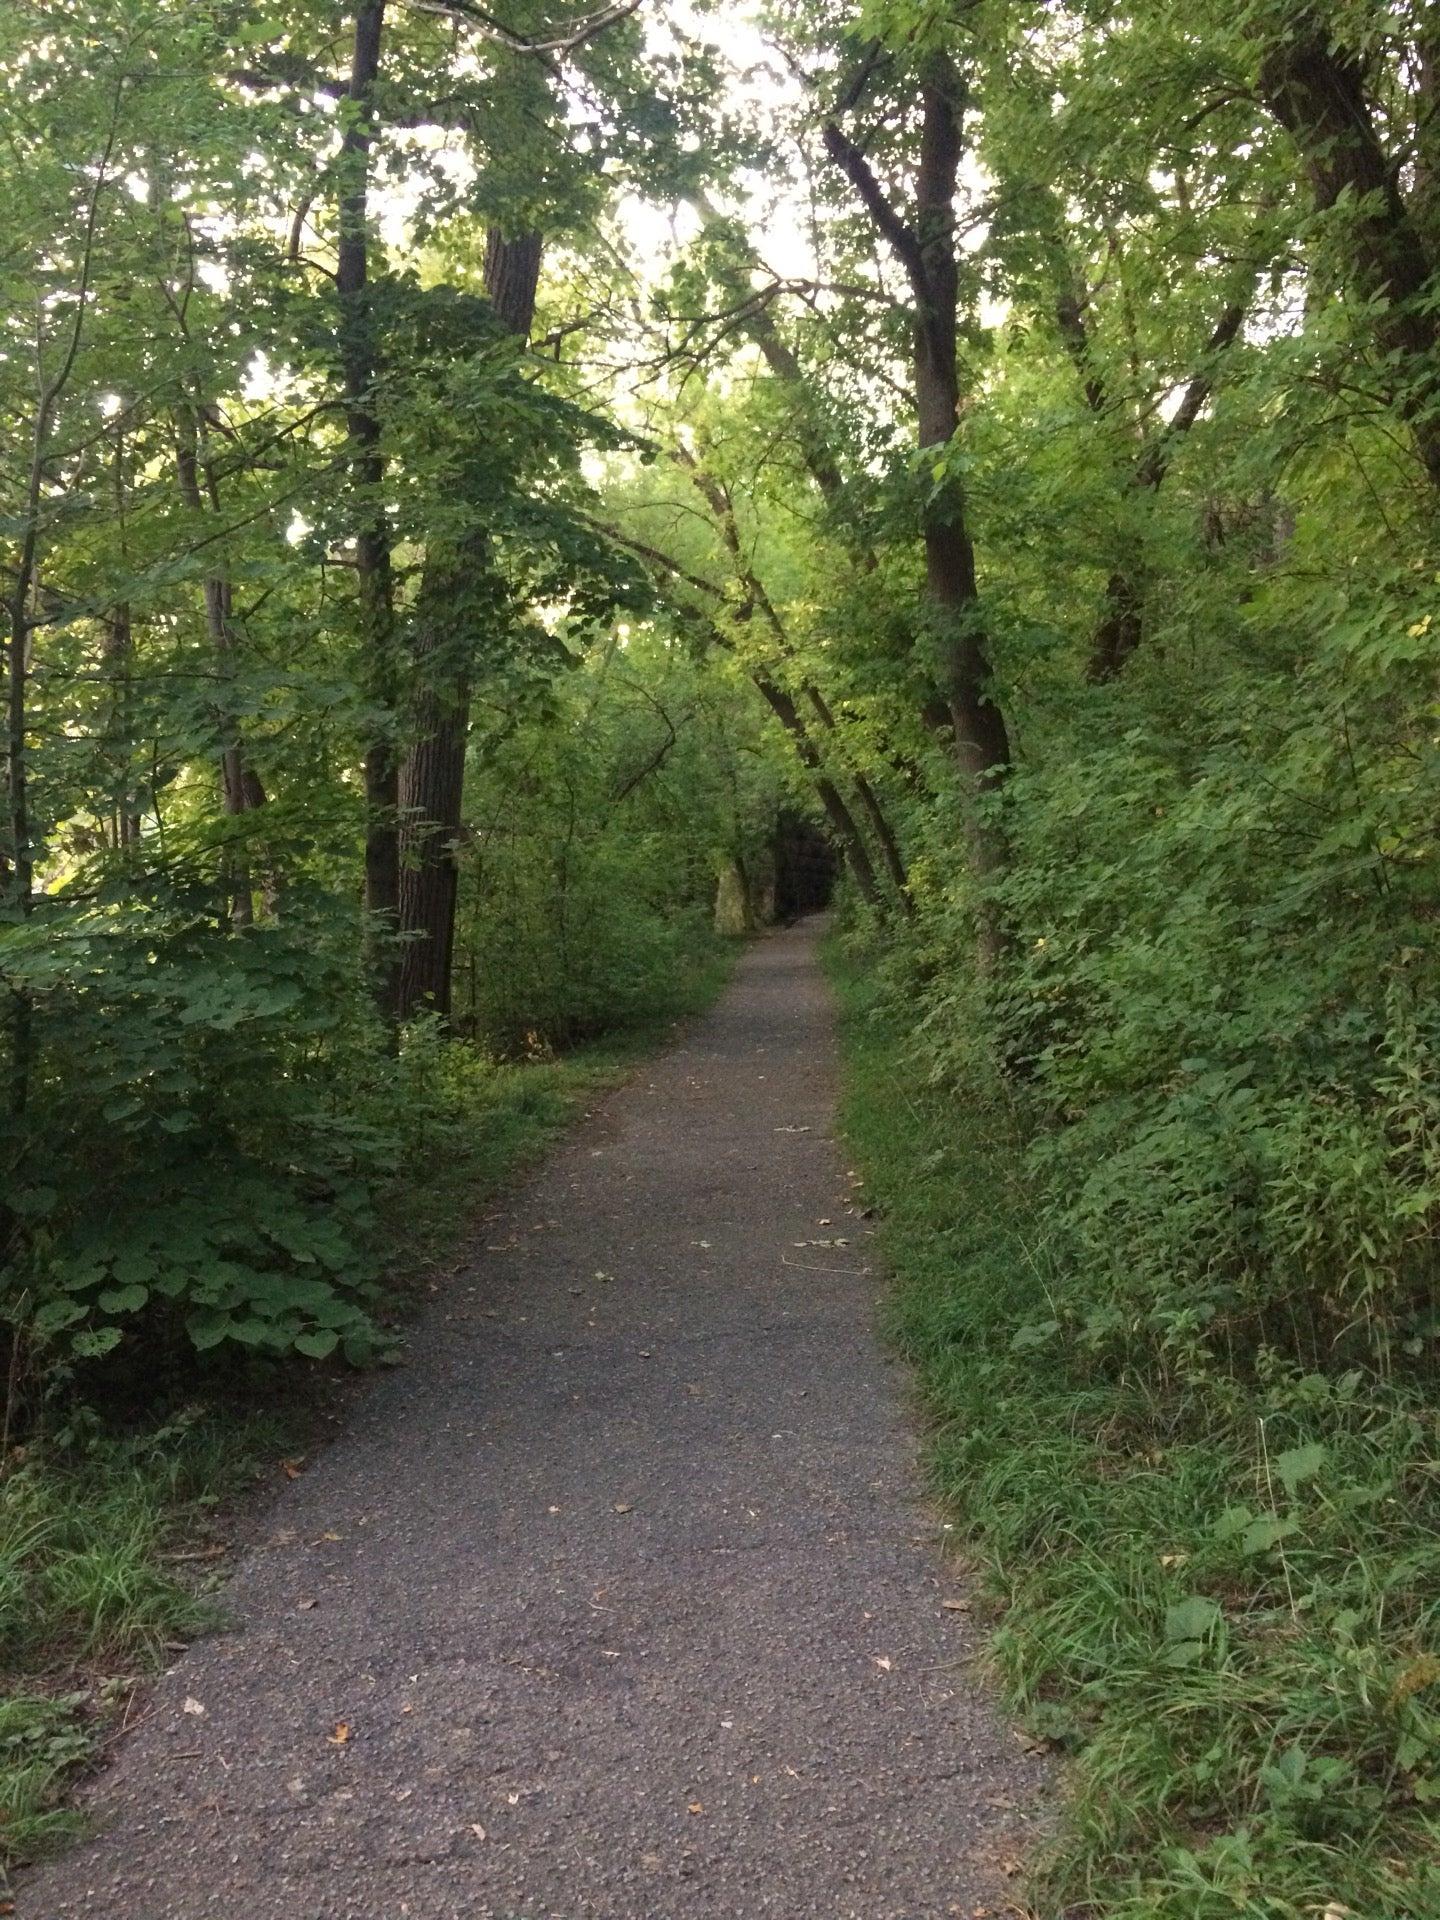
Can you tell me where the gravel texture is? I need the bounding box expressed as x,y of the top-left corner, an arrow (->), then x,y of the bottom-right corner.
21,919 -> 1047,1920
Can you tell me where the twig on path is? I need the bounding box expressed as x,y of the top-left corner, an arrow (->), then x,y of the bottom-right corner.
779,1254 -> 872,1275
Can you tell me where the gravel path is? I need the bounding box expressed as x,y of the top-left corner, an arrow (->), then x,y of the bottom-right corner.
22,920 -> 1046,1920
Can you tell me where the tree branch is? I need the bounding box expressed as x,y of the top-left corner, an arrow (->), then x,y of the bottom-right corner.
819,118 -> 926,290
400,0 -> 641,57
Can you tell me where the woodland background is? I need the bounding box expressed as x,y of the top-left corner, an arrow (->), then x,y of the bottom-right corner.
2,2 -> 1439,1914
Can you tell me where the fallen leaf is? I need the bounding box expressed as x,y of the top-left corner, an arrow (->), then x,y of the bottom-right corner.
687,1800 -> 704,1815
471,1823 -> 487,1841
327,1721 -> 350,1746
297,1598 -> 318,1612
182,1696 -> 206,1717
613,1502 -> 633,1514
941,1598 -> 971,1612
280,1458 -> 305,1480
873,1656 -> 893,1672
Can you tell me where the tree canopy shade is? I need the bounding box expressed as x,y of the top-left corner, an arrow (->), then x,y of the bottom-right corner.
2,1 -> 1440,1907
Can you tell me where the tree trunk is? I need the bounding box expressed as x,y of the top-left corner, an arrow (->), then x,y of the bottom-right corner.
3,120 -> 115,1115
484,227 -> 543,335
337,1 -> 401,1015
101,605 -> 142,850
1257,14 -> 1440,488
395,549 -> 477,1021
910,64 -> 1011,941
4,531 -> 34,1121
1415,18 -> 1440,254
801,683 -> 912,910
394,226 -> 543,1023
175,410 -> 257,924
823,53 -> 1010,960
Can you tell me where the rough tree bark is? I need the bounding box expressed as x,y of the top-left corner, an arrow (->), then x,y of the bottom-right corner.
1257,11 -> 1440,489
337,1 -> 402,1016
821,51 -> 1011,961
394,227 -> 542,1022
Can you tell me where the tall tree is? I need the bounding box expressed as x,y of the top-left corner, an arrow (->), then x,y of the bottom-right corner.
395,230 -> 544,1023
814,32 -> 1011,955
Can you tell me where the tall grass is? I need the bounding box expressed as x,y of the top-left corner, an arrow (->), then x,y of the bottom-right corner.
829,942 -> 1440,1920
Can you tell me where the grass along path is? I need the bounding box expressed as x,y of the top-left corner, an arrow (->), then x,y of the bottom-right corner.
0,940 -> 735,1888
828,939 -> 1440,1920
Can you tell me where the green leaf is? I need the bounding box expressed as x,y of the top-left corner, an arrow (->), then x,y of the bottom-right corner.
186,1310 -> 234,1352
32,1298 -> 86,1336
1164,1596 -> 1222,1643
292,1328 -> 339,1360
1241,1514 -> 1299,1555
96,1284 -> 149,1314
72,1326 -> 124,1359
1009,1319 -> 1059,1350
1274,1442 -> 1327,1496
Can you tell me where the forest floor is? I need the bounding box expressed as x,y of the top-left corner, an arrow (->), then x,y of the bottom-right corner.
16,918 -> 1046,1920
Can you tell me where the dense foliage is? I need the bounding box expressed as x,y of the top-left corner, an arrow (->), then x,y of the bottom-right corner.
0,0 -> 769,1403
2,0 -> 1439,1910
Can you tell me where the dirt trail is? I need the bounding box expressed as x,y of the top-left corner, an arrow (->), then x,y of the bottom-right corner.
22,919 -> 1045,1919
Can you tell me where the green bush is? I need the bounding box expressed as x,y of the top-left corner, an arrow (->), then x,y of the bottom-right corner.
1,891 -> 389,1386
833,941 -> 1440,1919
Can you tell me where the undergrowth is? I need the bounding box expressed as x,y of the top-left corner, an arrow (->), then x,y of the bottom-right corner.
829,940 -> 1440,1920
0,931 -> 733,1883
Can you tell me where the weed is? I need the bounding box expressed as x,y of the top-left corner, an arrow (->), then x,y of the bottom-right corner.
829,939 -> 1440,1920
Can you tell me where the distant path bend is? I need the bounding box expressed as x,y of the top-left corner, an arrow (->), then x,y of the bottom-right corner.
23,918 -> 1046,1920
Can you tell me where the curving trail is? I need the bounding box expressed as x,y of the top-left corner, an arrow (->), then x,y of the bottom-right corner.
22,919 -> 1045,1920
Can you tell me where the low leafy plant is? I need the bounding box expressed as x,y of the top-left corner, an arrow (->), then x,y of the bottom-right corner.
831,939 -> 1440,1920
2,892 -> 391,1389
